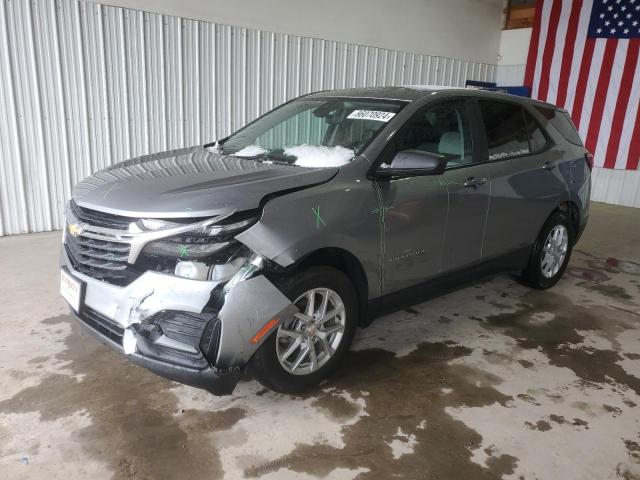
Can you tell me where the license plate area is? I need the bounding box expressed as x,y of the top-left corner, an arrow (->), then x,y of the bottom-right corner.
60,267 -> 85,312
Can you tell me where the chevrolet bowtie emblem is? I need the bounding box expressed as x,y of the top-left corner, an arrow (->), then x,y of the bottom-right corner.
68,223 -> 85,237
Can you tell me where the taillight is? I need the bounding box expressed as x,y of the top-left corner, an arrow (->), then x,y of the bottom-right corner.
585,152 -> 594,171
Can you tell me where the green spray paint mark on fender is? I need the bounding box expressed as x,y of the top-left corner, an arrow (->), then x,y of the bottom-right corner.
312,206 -> 326,229
177,245 -> 189,258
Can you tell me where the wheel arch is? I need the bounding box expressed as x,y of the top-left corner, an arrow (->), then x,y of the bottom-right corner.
288,247 -> 370,327
556,201 -> 580,244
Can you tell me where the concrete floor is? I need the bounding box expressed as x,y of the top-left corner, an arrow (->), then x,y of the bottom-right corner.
0,202 -> 639,480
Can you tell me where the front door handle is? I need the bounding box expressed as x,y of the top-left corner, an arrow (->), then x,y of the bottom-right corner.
463,176 -> 488,188
543,161 -> 556,170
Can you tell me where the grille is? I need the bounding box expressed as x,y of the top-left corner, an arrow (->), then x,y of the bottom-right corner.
79,306 -> 125,344
64,201 -> 252,287
156,311 -> 212,346
65,237 -> 138,286
65,201 -> 140,286
154,311 -> 220,365
199,319 -> 222,365
70,200 -> 133,230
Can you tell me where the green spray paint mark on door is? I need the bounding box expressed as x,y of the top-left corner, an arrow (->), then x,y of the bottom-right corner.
370,205 -> 393,215
373,182 -> 387,295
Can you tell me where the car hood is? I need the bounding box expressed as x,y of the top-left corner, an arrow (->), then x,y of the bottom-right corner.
72,146 -> 339,218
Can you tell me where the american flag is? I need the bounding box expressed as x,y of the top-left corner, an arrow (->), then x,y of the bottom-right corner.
524,0 -> 640,170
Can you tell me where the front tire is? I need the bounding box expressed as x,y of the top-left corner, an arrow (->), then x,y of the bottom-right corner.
251,266 -> 358,394
522,210 -> 574,289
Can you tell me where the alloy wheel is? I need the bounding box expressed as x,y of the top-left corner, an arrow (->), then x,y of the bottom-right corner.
276,288 -> 346,376
541,224 -> 568,278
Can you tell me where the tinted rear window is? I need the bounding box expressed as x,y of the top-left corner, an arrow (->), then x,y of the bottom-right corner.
479,100 -> 530,160
534,106 -> 583,146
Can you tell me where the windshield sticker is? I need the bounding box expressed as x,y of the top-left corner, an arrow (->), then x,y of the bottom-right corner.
347,110 -> 396,122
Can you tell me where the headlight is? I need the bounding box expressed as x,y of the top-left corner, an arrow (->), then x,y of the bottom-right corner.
141,213 -> 258,261
143,239 -> 232,260
138,216 -> 256,236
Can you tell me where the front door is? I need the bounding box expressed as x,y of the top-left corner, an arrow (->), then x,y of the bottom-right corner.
377,98 -> 489,293
375,176 -> 448,294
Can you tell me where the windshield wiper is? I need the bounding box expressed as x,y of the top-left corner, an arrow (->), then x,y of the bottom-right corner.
263,152 -> 296,163
221,146 -> 299,166
231,153 -> 296,167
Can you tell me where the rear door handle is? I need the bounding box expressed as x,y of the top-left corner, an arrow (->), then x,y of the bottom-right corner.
463,176 -> 488,188
543,161 -> 556,170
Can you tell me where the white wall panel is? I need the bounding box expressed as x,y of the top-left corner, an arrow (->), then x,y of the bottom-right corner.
495,64 -> 526,86
89,0 -> 504,65
0,0 -> 497,236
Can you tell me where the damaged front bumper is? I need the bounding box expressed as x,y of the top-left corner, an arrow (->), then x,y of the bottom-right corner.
60,247 -> 296,395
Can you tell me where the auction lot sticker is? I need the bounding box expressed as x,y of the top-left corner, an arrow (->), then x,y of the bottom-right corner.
347,110 -> 396,122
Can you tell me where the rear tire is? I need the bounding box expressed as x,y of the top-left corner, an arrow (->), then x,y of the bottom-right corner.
522,210 -> 574,289
251,266 -> 358,394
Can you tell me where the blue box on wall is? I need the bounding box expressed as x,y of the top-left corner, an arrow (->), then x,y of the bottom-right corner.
465,80 -> 531,98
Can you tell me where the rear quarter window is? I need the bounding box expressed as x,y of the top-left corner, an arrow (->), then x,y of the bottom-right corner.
523,109 -> 551,154
534,106 -> 583,146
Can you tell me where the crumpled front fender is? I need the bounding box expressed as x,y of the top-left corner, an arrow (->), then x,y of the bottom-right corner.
215,274 -> 298,367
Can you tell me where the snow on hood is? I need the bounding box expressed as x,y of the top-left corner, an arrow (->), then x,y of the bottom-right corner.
205,142 -> 222,154
287,145 -> 354,167
232,145 -> 268,157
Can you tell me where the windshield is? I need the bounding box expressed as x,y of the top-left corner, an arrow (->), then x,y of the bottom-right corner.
220,97 -> 406,167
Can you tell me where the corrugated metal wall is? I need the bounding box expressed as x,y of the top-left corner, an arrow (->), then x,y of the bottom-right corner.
495,63 -> 640,208
0,0 -> 498,236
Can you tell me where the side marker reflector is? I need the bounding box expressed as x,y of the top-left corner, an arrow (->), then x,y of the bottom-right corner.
250,318 -> 279,344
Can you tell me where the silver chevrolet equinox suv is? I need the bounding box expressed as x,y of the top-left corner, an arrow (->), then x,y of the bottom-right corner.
60,86 -> 591,395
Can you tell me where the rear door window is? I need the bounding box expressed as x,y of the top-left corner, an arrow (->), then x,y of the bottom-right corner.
479,100 -> 530,160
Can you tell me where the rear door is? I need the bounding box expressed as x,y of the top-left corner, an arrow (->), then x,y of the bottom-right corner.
477,99 -> 564,259
437,98 -> 491,271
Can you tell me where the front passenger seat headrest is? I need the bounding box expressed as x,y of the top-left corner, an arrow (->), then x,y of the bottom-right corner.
438,131 -> 462,156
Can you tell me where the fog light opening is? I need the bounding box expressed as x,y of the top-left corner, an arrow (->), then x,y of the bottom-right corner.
174,260 -> 210,280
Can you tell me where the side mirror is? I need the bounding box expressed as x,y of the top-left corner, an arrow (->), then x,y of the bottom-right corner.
376,149 -> 447,179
